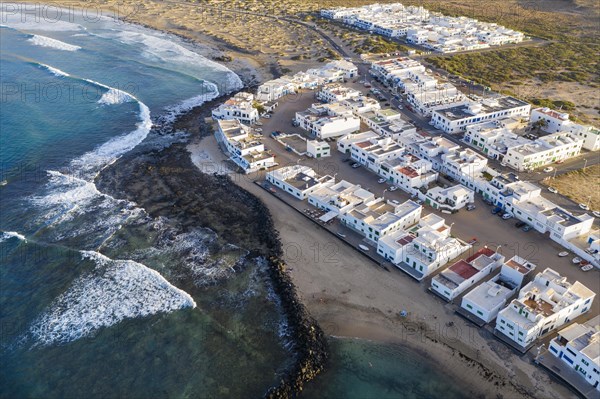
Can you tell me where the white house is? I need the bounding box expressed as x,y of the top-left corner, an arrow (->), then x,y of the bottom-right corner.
424,184 -> 475,211
377,213 -> 469,277
337,130 -> 380,154
212,92 -> 259,125
431,247 -> 504,301
266,165 -> 334,200
295,103 -> 360,139
531,107 -> 573,133
379,154 -> 438,194
459,254 -> 536,323
503,132 -> 583,171
505,182 -> 595,242
308,180 -> 375,216
317,83 -> 361,103
495,268 -> 596,349
341,199 -> 422,242
350,136 -> 406,173
548,315 -> 600,391
432,96 -> 530,134
306,140 -> 331,158
463,121 -> 531,162
567,124 -> 600,152
215,119 -> 274,173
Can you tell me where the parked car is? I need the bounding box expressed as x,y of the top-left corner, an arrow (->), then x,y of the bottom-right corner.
484,199 -> 494,206
515,221 -> 526,228
416,199 -> 423,205
389,186 -> 398,192
558,251 -> 569,257
543,166 -> 554,173
358,244 -> 369,251
351,163 -> 361,169
255,122 -> 263,126
378,178 -> 386,184
502,213 -> 513,220
336,232 -> 346,238
522,225 -> 532,232
468,237 -> 478,245
579,203 -> 590,210
548,187 -> 558,194
572,257 -> 582,264
491,206 -> 502,215
594,211 -> 600,218
263,114 -> 271,119
255,128 -> 263,132
466,204 -> 476,211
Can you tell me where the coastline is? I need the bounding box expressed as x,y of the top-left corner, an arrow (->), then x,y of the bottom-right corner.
16,2 -> 581,397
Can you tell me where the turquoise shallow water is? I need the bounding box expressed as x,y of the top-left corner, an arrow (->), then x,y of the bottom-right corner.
303,338 -> 465,399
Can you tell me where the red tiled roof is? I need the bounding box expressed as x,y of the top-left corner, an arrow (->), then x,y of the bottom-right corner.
355,141 -> 372,149
399,166 -> 418,178
466,247 -> 495,263
396,234 -> 415,246
448,259 -> 478,279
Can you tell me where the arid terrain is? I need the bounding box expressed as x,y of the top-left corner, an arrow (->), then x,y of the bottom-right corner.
543,164 -> 600,211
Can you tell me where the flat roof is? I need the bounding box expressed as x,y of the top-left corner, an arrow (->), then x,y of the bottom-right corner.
463,279 -> 514,312
434,96 -> 529,121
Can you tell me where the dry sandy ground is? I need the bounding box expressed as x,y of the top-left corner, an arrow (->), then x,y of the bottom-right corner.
543,164 -> 600,211
191,134 -> 577,399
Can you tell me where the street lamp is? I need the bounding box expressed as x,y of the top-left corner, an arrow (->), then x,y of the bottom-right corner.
583,158 -> 588,171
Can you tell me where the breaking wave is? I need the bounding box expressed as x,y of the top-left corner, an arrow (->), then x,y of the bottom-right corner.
0,231 -> 27,243
28,34 -> 81,51
27,250 -> 196,346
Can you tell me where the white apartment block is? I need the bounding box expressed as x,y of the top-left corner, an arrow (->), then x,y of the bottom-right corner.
215,119 -> 274,173
549,316 -> 600,391
212,92 -> 259,125
308,180 -> 375,216
464,121 -> 531,162
377,213 -> 469,277
495,268 -> 596,348
360,109 -> 417,138
342,96 -> 381,115
431,247 -> 505,301
504,181 -> 595,242
341,199 -> 422,242
440,148 -> 488,182
432,97 -> 530,134
503,132 -> 583,172
295,103 -> 360,139
266,165 -> 334,200
568,124 -> 600,152
350,136 -> 406,173
369,57 -> 425,83
306,140 -> 331,158
460,255 -> 536,323
317,83 -> 361,103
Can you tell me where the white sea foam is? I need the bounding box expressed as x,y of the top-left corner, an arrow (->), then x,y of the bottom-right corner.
28,34 -> 81,51
37,62 -> 70,77
27,250 -> 196,346
162,83 -> 220,123
97,87 -> 133,105
0,231 -> 27,243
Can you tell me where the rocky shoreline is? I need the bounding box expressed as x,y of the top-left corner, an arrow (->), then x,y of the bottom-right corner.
95,94 -> 329,398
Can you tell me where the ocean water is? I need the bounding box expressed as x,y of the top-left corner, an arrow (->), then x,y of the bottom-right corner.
0,6 -> 292,398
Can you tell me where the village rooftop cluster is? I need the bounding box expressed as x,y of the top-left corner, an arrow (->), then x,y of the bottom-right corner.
210,54 -> 600,394
321,3 -> 525,53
